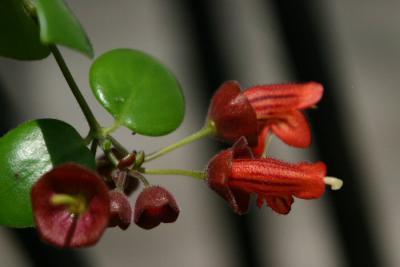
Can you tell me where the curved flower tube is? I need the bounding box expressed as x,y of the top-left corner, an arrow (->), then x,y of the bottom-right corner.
208,81 -> 323,156
206,138 -> 342,215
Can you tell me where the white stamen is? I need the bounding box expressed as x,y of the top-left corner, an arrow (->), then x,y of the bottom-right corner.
324,176 -> 343,190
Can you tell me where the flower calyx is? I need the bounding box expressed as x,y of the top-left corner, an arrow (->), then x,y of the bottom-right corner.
31,163 -> 110,248
134,186 -> 179,230
108,190 -> 132,230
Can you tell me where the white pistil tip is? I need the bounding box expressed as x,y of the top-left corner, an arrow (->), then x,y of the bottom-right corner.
324,177 -> 343,190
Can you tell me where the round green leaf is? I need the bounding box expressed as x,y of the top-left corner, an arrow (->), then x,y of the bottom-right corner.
35,0 -> 93,58
0,119 -> 95,227
0,0 -> 50,60
89,49 -> 185,136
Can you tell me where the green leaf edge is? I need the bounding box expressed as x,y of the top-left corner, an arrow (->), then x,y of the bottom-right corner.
0,0 -> 50,60
89,48 -> 186,136
0,118 -> 95,228
35,0 -> 94,58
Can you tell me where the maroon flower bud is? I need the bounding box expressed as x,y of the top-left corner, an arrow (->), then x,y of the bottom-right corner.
206,137 -> 253,215
108,190 -> 132,230
134,186 -> 179,230
31,163 -> 110,248
207,80 -> 258,146
117,152 -> 136,169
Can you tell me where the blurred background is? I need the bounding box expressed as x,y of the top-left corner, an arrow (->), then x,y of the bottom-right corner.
0,0 -> 399,266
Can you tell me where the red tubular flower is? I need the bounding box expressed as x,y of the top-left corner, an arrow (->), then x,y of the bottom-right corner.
31,163 -> 110,248
134,186 -> 179,230
206,138 -> 341,215
208,81 -> 323,156
108,190 -> 132,230
244,82 -> 323,150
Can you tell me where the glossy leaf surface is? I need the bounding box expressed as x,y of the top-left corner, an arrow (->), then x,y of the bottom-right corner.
35,0 -> 93,57
0,119 -> 95,227
90,49 -> 185,136
0,0 -> 50,60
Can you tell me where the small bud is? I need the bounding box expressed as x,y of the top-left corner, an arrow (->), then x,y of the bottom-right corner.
117,152 -> 136,169
108,190 -> 132,230
134,186 -> 179,230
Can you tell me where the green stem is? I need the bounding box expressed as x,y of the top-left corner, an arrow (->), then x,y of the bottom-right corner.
144,123 -> 215,162
108,135 -> 129,155
142,168 -> 205,180
130,170 -> 150,187
50,45 -> 101,133
105,148 -> 119,166
101,120 -> 121,136
90,139 -> 98,155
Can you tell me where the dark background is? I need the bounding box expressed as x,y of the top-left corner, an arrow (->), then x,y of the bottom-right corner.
1,1 -> 398,266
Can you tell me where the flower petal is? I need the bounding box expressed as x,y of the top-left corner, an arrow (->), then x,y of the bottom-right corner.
270,110 -> 311,148
295,162 -> 327,199
230,158 -> 326,200
257,194 -> 294,214
244,82 -> 323,117
251,126 -> 270,157
266,195 -> 294,215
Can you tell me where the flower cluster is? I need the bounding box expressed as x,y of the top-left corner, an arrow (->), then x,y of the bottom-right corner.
206,81 -> 342,214
31,163 -> 179,248
30,80 -> 341,248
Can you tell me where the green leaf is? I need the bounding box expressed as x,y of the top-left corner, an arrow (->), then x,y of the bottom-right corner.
0,0 -> 50,60
35,0 -> 93,58
0,119 -> 95,227
89,49 -> 185,136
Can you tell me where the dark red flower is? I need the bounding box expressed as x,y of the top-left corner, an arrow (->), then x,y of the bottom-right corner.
208,81 -> 323,156
108,190 -> 132,230
134,186 -> 179,230
31,163 -> 110,248
206,138 -> 342,215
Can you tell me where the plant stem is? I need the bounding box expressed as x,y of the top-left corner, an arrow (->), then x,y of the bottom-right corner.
130,170 -> 150,187
142,168 -> 205,180
90,139 -> 98,155
108,135 -> 129,155
50,45 -> 101,133
144,123 -> 215,162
